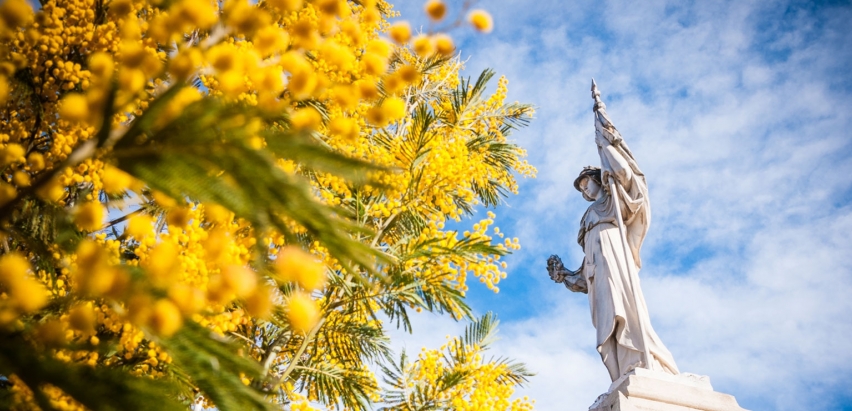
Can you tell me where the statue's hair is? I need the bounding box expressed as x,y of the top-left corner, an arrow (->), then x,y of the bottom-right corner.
574,166 -> 602,201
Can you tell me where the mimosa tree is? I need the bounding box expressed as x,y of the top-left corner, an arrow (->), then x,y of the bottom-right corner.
0,0 -> 536,409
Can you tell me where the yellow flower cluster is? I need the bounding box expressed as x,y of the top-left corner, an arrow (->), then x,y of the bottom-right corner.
280,382 -> 323,411
7,375 -> 88,411
402,336 -> 534,411
314,51 -> 535,298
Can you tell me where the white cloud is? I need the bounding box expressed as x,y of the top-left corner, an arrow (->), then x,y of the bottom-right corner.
383,1 -> 852,410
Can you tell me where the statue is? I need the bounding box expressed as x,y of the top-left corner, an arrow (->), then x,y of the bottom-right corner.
548,80 -> 679,382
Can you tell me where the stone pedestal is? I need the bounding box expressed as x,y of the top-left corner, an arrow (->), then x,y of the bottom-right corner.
589,369 -> 748,411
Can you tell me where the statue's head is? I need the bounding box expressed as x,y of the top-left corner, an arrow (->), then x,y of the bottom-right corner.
574,166 -> 602,202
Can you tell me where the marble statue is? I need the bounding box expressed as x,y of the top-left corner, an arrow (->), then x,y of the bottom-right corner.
548,80 -> 679,382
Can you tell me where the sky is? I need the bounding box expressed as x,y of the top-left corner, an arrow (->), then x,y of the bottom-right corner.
384,0 -> 852,410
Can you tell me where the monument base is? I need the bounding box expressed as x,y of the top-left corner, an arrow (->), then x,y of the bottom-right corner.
589,369 -> 748,411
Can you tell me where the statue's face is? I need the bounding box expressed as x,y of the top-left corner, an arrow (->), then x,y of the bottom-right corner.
579,176 -> 601,201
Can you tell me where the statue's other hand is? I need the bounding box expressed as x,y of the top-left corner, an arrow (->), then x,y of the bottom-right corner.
547,265 -> 565,283
546,255 -> 566,283
550,272 -> 566,283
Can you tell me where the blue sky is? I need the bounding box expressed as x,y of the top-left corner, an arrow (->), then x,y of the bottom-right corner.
385,0 -> 852,410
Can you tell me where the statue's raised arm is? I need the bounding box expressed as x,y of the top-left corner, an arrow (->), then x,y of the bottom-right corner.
588,79 -> 651,269
548,81 -> 678,382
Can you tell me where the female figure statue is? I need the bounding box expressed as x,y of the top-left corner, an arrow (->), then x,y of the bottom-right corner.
548,81 -> 679,381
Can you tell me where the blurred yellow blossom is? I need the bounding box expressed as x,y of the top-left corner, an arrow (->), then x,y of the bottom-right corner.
287,291 -> 320,333
275,246 -> 326,291
244,284 -> 274,319
389,21 -> 412,44
126,214 -> 154,239
74,202 -> 106,232
149,299 -> 183,337
468,10 -> 494,33
435,34 -> 455,56
101,166 -> 133,194
412,35 -> 435,57
290,107 -> 322,130
424,0 -> 446,21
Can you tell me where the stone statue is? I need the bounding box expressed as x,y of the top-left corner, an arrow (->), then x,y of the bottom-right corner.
548,80 -> 679,382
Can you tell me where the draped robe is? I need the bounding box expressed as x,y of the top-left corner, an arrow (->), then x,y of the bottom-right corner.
576,110 -> 679,381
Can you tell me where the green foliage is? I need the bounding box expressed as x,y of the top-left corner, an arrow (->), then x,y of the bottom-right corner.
111,87 -> 388,273
160,322 -> 275,411
0,332 -> 185,411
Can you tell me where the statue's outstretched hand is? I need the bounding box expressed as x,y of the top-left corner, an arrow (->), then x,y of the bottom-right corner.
547,255 -> 566,283
547,255 -> 588,294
